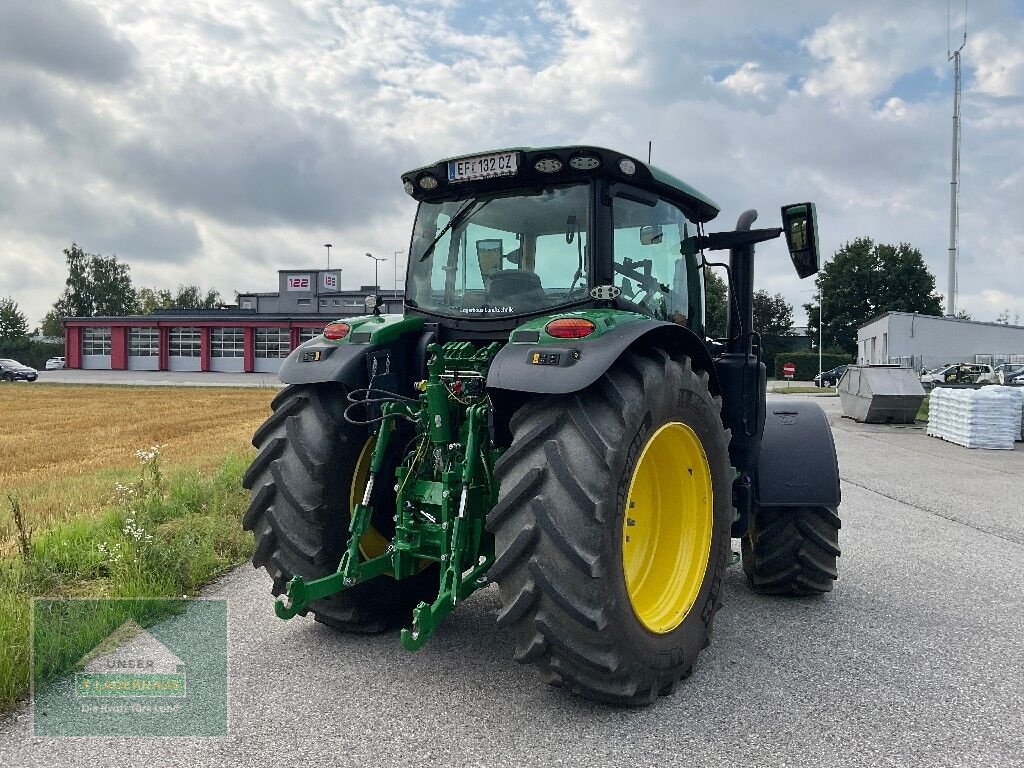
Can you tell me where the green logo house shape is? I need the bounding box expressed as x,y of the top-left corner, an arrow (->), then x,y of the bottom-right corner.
75,620 -> 187,699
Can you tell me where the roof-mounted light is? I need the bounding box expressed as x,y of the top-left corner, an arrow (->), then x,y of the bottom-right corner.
419,174 -> 439,190
323,322 -> 350,340
618,158 -> 637,176
569,155 -> 600,170
403,180 -> 415,195
534,157 -> 563,174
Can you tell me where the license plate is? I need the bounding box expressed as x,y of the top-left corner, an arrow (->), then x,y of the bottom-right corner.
448,152 -> 519,183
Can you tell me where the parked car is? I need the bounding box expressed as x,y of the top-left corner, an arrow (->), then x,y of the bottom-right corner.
814,365 -> 848,387
45,356 -> 66,370
920,363 -> 994,387
0,358 -> 38,382
994,363 -> 1024,385
975,367 -> 999,385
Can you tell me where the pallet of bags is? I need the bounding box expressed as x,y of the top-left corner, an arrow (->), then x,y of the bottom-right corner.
927,386 -> 1023,449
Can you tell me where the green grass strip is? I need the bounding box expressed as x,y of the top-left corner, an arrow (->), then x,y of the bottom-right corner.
1,453 -> 254,713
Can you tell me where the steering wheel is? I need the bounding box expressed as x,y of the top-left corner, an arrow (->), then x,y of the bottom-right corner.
613,262 -> 662,309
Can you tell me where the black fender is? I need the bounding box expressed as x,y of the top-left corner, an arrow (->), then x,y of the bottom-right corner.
755,398 -> 841,508
486,320 -> 720,396
278,340 -> 376,388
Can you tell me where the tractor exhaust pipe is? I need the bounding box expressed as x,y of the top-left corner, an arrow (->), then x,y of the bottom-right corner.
716,209 -> 766,537
727,209 -> 758,352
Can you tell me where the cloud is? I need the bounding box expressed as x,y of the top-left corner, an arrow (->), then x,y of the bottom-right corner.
0,0 -> 137,82
0,0 -> 1021,327
802,5 -> 945,102
969,23 -> 1024,98
719,62 -> 787,99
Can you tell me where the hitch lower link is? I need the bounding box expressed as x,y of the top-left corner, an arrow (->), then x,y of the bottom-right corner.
275,342 -> 500,651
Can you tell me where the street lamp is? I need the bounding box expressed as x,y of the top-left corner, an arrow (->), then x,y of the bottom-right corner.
393,250 -> 403,297
801,285 -> 825,386
365,252 -> 386,292
818,282 -> 823,384
323,243 -> 332,270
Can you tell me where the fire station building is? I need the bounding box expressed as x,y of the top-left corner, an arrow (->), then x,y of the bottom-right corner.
62,269 -> 401,374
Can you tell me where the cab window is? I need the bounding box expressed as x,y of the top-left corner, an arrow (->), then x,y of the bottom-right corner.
611,193 -> 703,333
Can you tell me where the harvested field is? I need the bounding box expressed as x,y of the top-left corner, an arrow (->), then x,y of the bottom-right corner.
0,384 -> 270,542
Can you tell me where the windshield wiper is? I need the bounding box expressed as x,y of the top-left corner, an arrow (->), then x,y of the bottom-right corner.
417,198 -> 492,262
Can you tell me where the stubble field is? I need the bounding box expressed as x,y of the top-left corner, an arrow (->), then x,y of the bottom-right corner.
0,383 -> 272,711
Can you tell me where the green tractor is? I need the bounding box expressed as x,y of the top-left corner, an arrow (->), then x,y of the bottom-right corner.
243,146 -> 841,705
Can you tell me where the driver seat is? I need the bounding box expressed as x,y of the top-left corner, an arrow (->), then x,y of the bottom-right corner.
486,270 -> 547,309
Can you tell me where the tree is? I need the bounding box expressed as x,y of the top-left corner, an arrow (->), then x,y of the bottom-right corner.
753,290 -> 794,337
39,309 -> 64,338
955,309 -> 973,320
0,297 -> 29,341
803,237 -> 943,356
137,285 -> 221,314
995,309 -> 1010,325
137,287 -> 175,314
50,244 -> 139,318
703,267 -> 728,338
172,285 -> 221,310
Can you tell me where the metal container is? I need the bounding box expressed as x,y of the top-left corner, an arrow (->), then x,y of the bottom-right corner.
838,365 -> 926,424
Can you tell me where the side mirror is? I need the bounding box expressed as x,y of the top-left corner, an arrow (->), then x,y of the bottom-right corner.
780,202 -> 820,279
640,224 -> 663,246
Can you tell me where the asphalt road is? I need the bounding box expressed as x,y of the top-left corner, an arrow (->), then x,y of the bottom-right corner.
25,369 -> 284,388
2,396 -> 1022,767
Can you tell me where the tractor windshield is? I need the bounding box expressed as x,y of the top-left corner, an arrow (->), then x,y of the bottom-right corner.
407,183 -> 591,318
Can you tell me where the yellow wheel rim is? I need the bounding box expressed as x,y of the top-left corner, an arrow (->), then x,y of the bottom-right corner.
622,421 -> 713,634
352,437 -> 390,559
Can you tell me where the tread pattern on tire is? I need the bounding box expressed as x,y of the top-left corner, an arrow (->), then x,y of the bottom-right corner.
742,505 -> 841,595
243,384 -> 436,632
487,348 -> 732,705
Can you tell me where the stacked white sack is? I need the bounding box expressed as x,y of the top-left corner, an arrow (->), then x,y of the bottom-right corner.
926,386 -> 1023,449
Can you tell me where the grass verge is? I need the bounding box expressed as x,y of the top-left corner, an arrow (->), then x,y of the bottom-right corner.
1,450 -> 254,714
917,393 -> 931,422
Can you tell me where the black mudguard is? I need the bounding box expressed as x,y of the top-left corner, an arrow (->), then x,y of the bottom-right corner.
756,398 -> 841,507
278,340 -> 378,388
486,320 -> 719,395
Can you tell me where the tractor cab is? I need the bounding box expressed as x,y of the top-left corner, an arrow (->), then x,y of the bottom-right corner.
402,146 -> 720,336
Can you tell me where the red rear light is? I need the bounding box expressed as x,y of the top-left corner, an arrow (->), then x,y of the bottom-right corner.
545,317 -> 596,339
323,322 -> 350,340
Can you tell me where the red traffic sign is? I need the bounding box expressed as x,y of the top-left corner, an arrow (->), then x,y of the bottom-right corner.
783,362 -> 796,378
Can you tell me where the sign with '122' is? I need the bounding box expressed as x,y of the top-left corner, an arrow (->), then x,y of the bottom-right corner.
286,275 -> 310,291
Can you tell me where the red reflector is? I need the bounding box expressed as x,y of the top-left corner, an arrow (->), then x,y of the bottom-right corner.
323,322 -> 350,340
545,318 -> 596,339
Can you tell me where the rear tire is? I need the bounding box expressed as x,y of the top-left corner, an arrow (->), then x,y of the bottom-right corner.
741,505 -> 840,595
487,349 -> 733,705
243,384 -> 437,632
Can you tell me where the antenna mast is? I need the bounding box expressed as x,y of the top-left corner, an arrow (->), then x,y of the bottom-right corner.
946,0 -> 967,316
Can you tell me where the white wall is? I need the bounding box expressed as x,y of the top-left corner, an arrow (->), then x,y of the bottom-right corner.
168,356 -> 201,372
127,356 -> 159,371
859,313 -> 1024,370
81,355 -> 111,370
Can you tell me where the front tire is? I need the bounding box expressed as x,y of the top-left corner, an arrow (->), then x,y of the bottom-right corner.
487,349 -> 732,705
242,384 -> 437,632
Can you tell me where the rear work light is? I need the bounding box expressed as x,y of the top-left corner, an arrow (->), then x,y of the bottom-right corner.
545,317 -> 596,339
323,322 -> 350,340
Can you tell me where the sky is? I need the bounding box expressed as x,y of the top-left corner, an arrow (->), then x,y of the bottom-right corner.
1,0 -> 1023,328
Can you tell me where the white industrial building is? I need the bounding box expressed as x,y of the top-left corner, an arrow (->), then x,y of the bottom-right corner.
858,312 -> 1024,371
